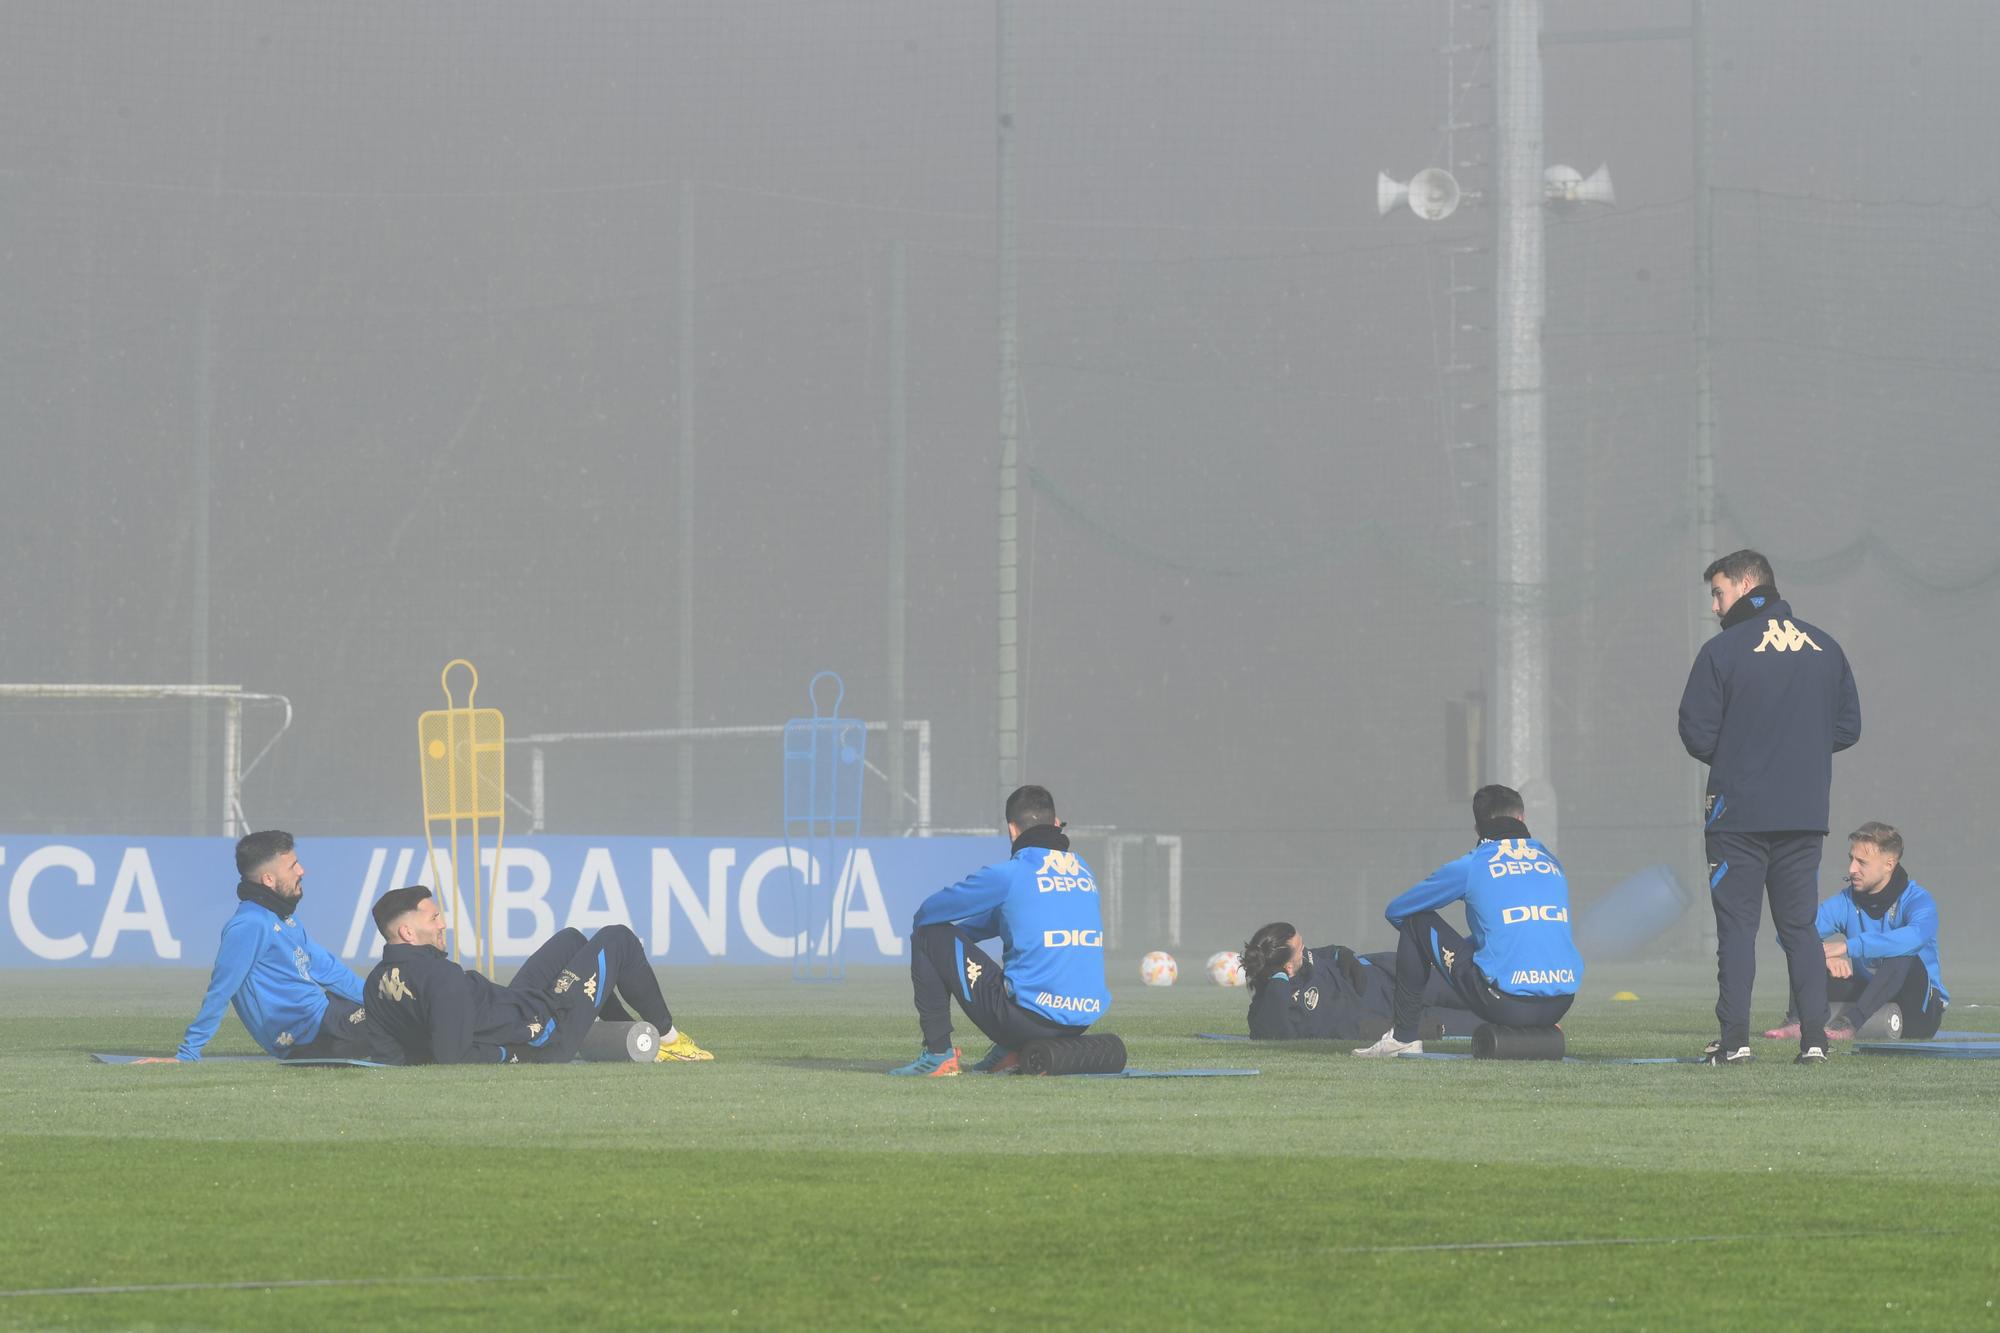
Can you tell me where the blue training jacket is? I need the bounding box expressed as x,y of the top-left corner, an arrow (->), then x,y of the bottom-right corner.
1816,878 -> 1948,1005
1679,592 -> 1861,834
1384,838 -> 1584,997
912,842 -> 1112,1026
176,899 -> 365,1060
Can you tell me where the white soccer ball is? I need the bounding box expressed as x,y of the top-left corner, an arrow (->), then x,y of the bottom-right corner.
1206,950 -> 1247,988
1139,951 -> 1179,987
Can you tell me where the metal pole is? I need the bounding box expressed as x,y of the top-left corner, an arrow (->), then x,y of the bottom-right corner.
676,183 -> 697,832
222,693 -> 242,836
531,745 -> 547,834
1493,0 -> 1557,847
1692,0 -> 1717,574
886,240 -> 909,833
995,0 -> 1022,804
916,718 -> 932,835
190,0 -> 224,835
1688,0 -> 1719,954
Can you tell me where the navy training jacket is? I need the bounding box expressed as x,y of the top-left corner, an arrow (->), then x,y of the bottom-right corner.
1678,591 -> 1860,834
1246,944 -> 1394,1040
364,942 -> 557,1064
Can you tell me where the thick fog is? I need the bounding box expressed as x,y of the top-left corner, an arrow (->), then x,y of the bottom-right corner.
5,2 -> 1996,950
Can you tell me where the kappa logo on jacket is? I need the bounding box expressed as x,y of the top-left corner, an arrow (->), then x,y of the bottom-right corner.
1752,619 -> 1821,653
1034,849 -> 1095,893
379,968 -> 412,1003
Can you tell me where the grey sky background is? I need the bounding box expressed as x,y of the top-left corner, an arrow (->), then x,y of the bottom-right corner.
4,2 -> 1995,948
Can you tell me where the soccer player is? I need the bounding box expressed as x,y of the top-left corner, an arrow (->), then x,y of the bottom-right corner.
363,886 -> 710,1065
161,830 -> 369,1062
1762,821 -> 1948,1043
890,784 -> 1111,1076
1351,785 -> 1583,1057
1239,923 -> 1476,1041
1680,548 -> 1861,1066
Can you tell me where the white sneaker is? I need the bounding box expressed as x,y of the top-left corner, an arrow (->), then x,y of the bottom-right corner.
1352,1033 -> 1424,1058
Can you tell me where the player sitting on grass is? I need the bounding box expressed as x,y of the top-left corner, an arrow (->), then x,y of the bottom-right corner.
157,830 -> 369,1063
890,784 -> 1111,1076
1352,785 -> 1583,1057
363,886 -> 711,1065
1762,821 -> 1948,1043
1240,923 -> 1476,1041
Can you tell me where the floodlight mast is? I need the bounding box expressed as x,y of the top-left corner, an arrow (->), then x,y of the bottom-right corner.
1379,1 -> 1621,849
1493,0 -> 1556,848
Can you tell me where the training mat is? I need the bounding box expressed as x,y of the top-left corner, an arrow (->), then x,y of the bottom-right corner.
1194,1032 -> 1470,1043
1931,1030 -> 2000,1041
92,1052 -> 389,1067
1088,1067 -> 1260,1078
1856,1040 -> 2000,1060
93,1053 -> 267,1064
1400,1052 -> 1693,1065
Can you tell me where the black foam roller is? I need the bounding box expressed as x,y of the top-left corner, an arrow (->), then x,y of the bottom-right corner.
578,1020 -> 659,1062
1471,1023 -> 1565,1060
1020,1032 -> 1128,1075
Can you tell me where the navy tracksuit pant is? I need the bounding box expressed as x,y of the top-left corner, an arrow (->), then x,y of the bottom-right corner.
1789,954 -> 1943,1039
1708,830 -> 1827,1051
910,922 -> 1087,1054
1389,911 -> 1572,1043
513,925 -> 675,1062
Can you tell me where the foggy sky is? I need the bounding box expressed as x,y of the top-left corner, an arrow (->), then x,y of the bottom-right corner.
5,1 -> 1996,945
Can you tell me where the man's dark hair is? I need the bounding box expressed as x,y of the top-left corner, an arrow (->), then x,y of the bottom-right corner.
235,829 -> 295,878
1241,921 -> 1297,996
372,885 -> 434,940
1848,821 -> 1904,862
1702,548 -> 1775,587
1471,784 -> 1524,827
1004,784 -> 1058,830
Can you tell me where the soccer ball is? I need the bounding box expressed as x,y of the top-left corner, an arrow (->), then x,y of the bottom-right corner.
1206,951 -> 1247,988
1139,951 -> 1179,987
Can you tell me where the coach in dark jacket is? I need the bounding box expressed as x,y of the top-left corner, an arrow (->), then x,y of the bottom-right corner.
1679,549 -> 1860,1066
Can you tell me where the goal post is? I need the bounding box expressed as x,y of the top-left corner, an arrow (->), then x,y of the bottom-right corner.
0,683 -> 293,836
510,719 -> 932,836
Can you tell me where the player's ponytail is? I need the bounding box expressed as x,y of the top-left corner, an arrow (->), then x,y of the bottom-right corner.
1241,921 -> 1297,996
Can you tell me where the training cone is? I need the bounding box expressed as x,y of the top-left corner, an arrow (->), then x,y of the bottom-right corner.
1611,991 -> 1640,1001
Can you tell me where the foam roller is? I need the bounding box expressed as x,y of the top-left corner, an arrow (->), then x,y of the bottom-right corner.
578,1020 -> 659,1062
1020,1032 -> 1128,1075
1856,1004 -> 1903,1040
1471,1023 -> 1565,1060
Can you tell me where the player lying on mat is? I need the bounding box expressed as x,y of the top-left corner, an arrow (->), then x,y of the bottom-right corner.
363,886 -> 710,1065
1762,820 -> 1948,1043
157,830 -> 370,1063
1239,923 -> 1477,1041
890,784 -> 1112,1077
1352,784 -> 1584,1058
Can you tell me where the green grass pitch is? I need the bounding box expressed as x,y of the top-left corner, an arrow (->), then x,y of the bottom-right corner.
3,958 -> 1998,1330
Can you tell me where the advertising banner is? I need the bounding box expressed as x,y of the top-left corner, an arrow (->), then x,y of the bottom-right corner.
0,835 -> 1005,967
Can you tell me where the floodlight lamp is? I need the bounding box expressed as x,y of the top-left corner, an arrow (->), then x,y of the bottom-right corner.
1544,163 -> 1615,207
1377,167 -> 1461,221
